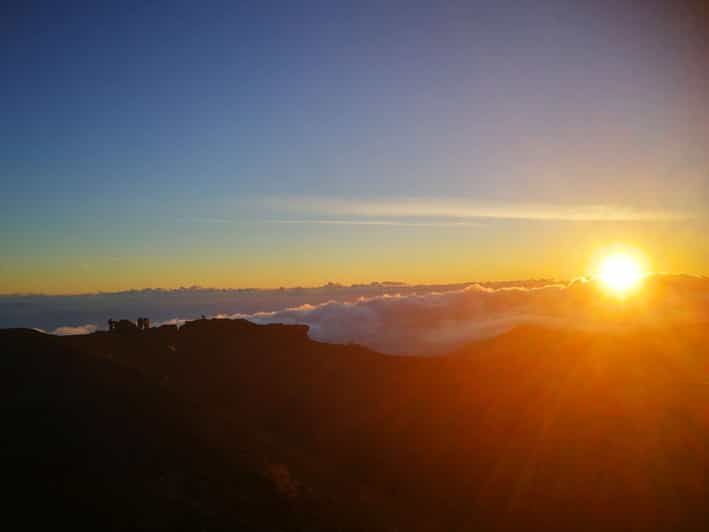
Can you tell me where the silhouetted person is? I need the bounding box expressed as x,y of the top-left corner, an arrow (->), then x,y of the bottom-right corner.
143,317 -> 150,329
137,317 -> 144,330
108,318 -> 115,331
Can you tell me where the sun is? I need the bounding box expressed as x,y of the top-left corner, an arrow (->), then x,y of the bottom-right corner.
597,252 -> 645,294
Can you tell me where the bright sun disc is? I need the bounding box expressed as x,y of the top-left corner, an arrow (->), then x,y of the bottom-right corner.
598,253 -> 644,294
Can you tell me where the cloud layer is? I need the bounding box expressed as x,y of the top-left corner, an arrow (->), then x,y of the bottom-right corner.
12,275 -> 709,355
217,275 -> 709,354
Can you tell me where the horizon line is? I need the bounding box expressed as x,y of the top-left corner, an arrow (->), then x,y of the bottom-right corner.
4,273 -> 708,298
0,277 -> 568,298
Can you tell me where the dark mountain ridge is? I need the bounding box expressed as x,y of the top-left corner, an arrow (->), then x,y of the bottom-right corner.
2,319 -> 709,531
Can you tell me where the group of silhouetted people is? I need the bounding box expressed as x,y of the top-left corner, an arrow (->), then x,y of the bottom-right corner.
108,317 -> 150,332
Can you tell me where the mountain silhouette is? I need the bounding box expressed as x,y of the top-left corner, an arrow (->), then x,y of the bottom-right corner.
2,319 -> 709,531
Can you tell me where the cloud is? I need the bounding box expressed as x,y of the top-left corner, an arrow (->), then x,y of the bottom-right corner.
221,283 -> 572,353
52,323 -> 97,336
34,275 -> 709,355
218,275 -> 709,354
0,280 -> 536,331
270,219 -> 486,227
269,196 -> 689,223
194,276 -> 709,354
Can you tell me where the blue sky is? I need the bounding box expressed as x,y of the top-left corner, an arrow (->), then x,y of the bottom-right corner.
1,1 -> 707,293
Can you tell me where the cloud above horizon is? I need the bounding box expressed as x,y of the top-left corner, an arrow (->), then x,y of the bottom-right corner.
269,197 -> 690,223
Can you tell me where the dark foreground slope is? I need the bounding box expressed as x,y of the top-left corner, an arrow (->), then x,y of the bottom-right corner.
2,320 -> 709,531
0,326 -> 347,531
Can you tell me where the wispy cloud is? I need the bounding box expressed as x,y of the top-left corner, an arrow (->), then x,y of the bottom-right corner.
270,219 -> 485,227
178,216 -> 238,225
269,197 -> 688,223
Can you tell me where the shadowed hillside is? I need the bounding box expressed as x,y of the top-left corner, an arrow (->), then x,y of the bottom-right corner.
2,319 -> 709,531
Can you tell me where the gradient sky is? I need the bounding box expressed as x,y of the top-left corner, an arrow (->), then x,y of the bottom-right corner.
2,1 -> 707,294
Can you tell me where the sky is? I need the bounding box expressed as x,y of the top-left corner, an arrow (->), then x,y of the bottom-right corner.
2,1 -> 707,294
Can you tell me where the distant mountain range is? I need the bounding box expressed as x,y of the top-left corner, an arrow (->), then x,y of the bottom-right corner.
2,319 -> 709,531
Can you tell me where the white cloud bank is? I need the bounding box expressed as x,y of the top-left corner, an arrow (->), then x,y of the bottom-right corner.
46,275 -> 709,355
216,275 -> 709,354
